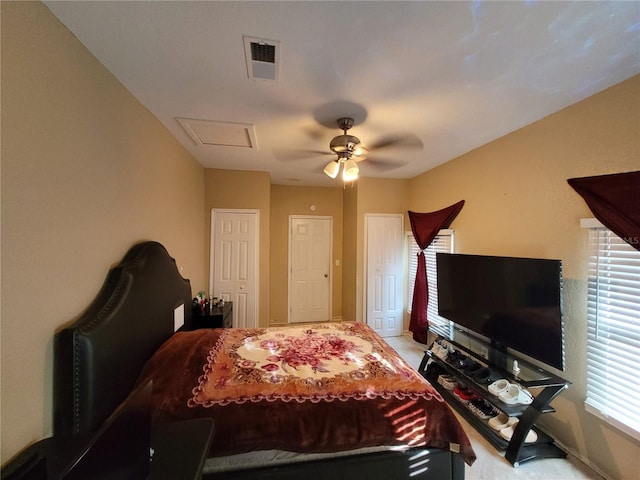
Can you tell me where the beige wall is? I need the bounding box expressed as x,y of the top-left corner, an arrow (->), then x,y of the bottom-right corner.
270,185 -> 344,324
204,169 -> 271,327
342,185 -> 359,321
1,2 -> 206,463
408,75 -> 640,480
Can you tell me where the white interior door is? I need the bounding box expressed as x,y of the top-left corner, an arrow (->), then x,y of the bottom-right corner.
289,216 -> 332,323
210,209 -> 258,328
365,214 -> 404,337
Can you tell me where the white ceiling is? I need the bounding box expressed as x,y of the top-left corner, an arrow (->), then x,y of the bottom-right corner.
45,1 -> 640,186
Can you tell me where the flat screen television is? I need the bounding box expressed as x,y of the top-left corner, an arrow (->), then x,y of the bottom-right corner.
436,253 -> 564,371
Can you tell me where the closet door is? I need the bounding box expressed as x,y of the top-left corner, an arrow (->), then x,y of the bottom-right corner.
210,209 -> 259,328
365,214 -> 404,337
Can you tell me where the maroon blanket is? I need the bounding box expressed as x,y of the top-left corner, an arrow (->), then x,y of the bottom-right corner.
137,322 -> 475,465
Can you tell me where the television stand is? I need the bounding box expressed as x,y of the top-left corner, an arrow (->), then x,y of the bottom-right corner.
418,333 -> 570,467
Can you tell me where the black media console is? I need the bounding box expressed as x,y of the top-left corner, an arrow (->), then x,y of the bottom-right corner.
419,329 -> 570,468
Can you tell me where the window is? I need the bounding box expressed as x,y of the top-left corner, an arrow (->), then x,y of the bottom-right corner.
407,229 -> 454,338
583,219 -> 640,441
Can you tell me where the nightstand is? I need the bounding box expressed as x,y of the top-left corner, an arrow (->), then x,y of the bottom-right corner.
191,302 -> 233,330
150,418 -> 214,480
0,418 -> 214,480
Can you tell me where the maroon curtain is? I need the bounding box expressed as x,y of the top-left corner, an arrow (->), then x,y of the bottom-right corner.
408,200 -> 465,344
568,171 -> 640,251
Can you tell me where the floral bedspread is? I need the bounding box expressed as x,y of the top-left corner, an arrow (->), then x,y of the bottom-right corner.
137,322 -> 475,465
191,322 -> 440,406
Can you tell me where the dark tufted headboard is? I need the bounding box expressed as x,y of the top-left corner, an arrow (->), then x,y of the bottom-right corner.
53,241 -> 192,437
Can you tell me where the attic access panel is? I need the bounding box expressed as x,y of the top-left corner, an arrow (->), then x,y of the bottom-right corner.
177,118 -> 258,149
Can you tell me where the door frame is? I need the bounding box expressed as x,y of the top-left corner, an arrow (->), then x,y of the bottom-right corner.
288,215 -> 333,324
363,213 -> 404,336
209,208 -> 260,328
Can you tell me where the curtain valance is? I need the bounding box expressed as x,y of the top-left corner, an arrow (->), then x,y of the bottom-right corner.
568,171 -> 640,251
408,200 -> 465,344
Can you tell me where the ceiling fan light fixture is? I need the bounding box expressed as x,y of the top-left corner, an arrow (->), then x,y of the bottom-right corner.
352,145 -> 368,157
323,160 -> 340,179
343,158 -> 359,181
330,134 -> 361,154
342,169 -> 358,182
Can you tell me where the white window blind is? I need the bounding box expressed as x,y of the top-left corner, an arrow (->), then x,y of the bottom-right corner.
584,223 -> 640,441
407,230 -> 453,339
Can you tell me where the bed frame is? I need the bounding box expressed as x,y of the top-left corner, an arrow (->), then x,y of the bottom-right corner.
53,241 -> 466,480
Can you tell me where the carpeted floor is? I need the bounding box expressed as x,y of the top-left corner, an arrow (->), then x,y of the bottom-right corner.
384,334 -> 606,480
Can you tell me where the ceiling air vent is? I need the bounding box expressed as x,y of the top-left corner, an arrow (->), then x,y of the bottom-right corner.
243,36 -> 280,81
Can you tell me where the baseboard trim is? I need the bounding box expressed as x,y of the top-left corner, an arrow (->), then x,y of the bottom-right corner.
534,426 -> 614,480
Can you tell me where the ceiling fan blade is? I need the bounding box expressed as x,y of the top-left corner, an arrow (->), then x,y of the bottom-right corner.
302,124 -> 329,142
363,157 -> 409,172
368,133 -> 423,151
272,149 -> 333,163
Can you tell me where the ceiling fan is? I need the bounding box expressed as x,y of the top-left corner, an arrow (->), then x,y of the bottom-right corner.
321,117 -> 423,181
323,117 -> 366,181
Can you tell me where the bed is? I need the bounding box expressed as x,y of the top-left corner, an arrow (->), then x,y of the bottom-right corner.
53,241 -> 474,480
